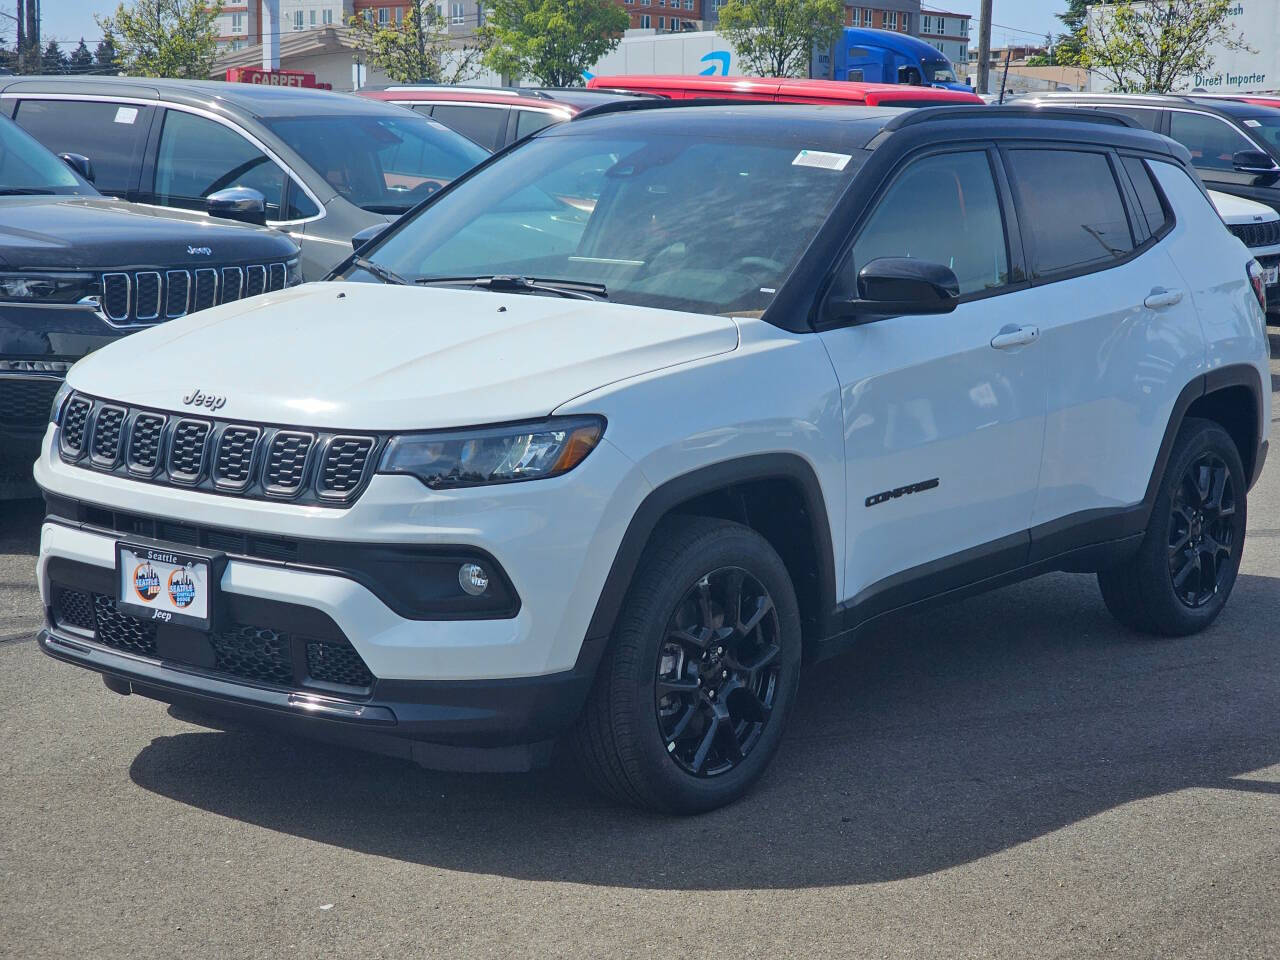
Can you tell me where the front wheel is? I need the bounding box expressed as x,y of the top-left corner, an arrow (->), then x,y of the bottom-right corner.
572,517 -> 802,814
1098,418 -> 1248,636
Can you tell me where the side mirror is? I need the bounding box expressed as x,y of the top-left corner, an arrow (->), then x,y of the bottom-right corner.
823,257 -> 960,325
1232,149 -> 1278,174
351,223 -> 387,252
58,152 -> 94,183
207,186 -> 267,226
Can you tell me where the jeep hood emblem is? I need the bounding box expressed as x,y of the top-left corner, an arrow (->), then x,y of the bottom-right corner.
187,245 -> 213,256
182,388 -> 226,410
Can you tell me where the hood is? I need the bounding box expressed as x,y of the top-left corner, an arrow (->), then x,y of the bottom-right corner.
67,282 -> 740,430
0,196 -> 298,270
1208,189 -> 1279,225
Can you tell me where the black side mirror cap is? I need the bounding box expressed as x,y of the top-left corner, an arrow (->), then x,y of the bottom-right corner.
207,186 -> 267,226
823,257 -> 961,325
1232,149 -> 1278,174
58,152 -> 94,183
351,223 -> 387,252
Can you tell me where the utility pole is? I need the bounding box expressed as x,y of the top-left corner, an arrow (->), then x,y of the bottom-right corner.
976,0 -> 992,95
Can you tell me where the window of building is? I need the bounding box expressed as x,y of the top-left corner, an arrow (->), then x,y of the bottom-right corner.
861,8 -> 873,27
451,1 -> 464,21
920,14 -> 931,32
684,0 -> 693,9
378,7 -> 390,24
309,9 -> 316,24
1007,149 -> 1135,278
293,9 -> 304,28
641,12 -> 650,25
231,12 -> 244,30
658,0 -> 665,8
658,15 -> 665,27
845,150 -> 1010,297
886,11 -> 897,29
323,8 -> 333,23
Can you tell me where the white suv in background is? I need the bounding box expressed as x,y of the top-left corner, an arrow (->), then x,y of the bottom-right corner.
34,105 -> 1271,813
1210,189 -> 1280,316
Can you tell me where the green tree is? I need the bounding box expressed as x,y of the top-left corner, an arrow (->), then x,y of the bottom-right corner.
69,38 -> 94,73
480,0 -> 628,87
348,1 -> 486,84
41,39 -> 67,75
717,0 -> 844,79
95,0 -> 222,79
1080,0 -> 1250,92
1054,0 -> 1091,66
94,37 -> 119,73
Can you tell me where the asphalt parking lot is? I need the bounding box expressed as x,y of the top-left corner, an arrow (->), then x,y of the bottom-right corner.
1,335 -> 1277,960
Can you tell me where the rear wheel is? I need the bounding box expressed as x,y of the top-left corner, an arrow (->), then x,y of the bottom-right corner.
1098,418 -> 1248,636
572,517 -> 802,814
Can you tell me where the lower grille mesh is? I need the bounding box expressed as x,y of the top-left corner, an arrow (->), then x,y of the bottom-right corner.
92,592 -> 159,655
211,624 -> 294,686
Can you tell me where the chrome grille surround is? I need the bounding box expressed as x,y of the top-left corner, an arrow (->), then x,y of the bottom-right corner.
58,393 -> 382,508
96,260 -> 288,327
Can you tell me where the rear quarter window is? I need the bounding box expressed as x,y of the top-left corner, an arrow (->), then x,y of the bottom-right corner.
1121,156 -> 1172,236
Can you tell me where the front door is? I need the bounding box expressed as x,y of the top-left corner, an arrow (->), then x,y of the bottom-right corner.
819,147 -> 1046,608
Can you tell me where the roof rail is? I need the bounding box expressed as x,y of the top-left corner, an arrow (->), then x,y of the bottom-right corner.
376,83 -> 554,100
878,104 -> 1141,134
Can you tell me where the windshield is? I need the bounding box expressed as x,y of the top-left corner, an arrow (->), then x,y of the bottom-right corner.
348,130 -> 863,315
263,114 -> 489,215
925,63 -> 958,84
0,118 -> 93,195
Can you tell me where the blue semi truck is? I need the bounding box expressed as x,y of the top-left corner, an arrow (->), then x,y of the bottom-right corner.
818,28 -> 973,93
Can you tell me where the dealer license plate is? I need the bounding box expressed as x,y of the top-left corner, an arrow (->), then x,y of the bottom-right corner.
116,543 -> 216,631
1264,263 -> 1279,287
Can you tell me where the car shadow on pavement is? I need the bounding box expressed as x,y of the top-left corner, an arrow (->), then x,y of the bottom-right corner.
128,570 -> 1280,890
0,498 -> 42,555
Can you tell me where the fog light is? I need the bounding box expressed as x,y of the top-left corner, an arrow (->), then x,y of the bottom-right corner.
458,562 -> 489,596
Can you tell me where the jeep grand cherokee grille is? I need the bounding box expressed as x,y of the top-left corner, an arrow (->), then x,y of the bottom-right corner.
1228,220 -> 1280,249
58,393 -> 383,507
99,260 -> 291,326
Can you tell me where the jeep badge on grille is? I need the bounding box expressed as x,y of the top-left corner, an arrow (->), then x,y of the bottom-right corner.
182,388 -> 227,410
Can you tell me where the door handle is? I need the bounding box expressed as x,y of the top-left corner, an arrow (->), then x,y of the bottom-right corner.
990,325 -> 1040,349
1144,288 -> 1184,309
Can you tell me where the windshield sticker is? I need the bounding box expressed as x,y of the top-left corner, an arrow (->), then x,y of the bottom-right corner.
1243,119 -> 1262,127
793,149 -> 852,171
113,106 -> 138,125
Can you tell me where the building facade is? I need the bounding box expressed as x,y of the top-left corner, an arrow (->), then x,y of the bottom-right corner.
917,8 -> 969,66
843,2 -> 920,34
618,0 -> 705,33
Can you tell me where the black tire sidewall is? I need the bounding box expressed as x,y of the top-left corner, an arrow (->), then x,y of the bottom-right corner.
613,520 -> 802,813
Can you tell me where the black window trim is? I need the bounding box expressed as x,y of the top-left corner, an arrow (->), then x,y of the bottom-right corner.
811,139 -> 1029,331
999,141 -> 1154,288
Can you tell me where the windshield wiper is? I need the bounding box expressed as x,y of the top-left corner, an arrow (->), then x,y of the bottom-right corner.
0,188 -> 56,196
414,275 -> 607,301
351,255 -> 408,286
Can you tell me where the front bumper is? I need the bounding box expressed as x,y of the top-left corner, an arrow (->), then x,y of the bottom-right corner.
38,624 -> 598,771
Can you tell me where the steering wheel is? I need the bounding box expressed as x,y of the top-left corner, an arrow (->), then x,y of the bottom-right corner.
407,179 -> 444,200
732,256 -> 785,274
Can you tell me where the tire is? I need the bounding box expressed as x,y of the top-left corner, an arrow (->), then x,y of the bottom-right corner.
571,516 -> 802,814
1098,418 -> 1248,636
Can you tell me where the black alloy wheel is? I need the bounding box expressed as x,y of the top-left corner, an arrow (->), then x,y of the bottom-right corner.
1167,452 -> 1237,608
655,567 -> 781,777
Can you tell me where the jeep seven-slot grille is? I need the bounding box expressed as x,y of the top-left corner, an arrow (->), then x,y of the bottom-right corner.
1228,220 -> 1280,249
98,261 -> 289,325
51,588 -> 373,691
58,393 -> 382,507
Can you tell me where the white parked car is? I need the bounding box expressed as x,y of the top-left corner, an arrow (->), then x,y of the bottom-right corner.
34,105 -> 1272,813
1210,189 -> 1280,316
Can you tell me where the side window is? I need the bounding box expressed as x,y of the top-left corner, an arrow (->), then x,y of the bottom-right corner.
1007,149 -> 1134,278
429,105 -> 509,151
13,99 -> 150,197
1093,105 -> 1159,130
844,150 -> 1010,297
515,109 -> 558,140
1121,156 -> 1171,236
1168,111 -> 1256,172
152,110 -> 290,220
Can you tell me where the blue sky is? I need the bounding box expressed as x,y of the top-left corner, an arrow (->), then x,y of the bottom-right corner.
38,0 -> 1067,48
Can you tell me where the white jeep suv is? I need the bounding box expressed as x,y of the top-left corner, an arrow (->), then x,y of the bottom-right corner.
34,105 -> 1272,813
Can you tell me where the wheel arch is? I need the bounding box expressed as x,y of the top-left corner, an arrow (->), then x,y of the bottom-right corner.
584,454 -> 839,654
1146,364 -> 1267,507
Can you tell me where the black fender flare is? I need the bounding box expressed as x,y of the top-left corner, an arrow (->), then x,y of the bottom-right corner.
583,453 -> 839,644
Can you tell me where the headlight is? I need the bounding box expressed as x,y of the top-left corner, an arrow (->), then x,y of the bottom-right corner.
286,258 -> 303,286
0,271 -> 97,303
378,415 -> 605,490
49,380 -> 74,424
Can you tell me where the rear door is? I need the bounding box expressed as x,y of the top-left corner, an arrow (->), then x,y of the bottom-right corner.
11,97 -> 155,200
1003,145 -> 1205,551
427,104 -> 511,151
